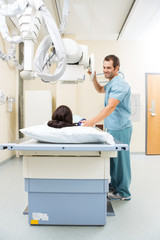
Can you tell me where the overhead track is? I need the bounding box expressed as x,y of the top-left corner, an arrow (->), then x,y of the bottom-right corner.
117,0 -> 137,40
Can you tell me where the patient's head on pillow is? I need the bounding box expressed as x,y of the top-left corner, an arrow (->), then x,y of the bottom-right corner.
48,105 -> 76,128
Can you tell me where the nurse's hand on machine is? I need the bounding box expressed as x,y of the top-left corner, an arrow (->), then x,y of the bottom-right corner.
87,70 -> 96,79
80,119 -> 95,127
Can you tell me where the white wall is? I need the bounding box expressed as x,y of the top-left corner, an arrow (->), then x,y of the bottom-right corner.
0,37 -> 18,163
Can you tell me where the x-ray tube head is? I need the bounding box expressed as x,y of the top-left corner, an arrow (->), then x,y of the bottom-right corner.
62,38 -> 82,64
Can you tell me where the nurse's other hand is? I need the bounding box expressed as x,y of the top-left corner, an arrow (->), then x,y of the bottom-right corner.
81,119 -> 95,127
87,70 -> 92,75
87,70 -> 96,77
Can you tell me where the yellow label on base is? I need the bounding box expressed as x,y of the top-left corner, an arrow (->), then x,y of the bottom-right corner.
31,220 -> 39,225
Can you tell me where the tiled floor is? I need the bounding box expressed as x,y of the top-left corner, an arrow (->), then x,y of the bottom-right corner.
0,154 -> 160,240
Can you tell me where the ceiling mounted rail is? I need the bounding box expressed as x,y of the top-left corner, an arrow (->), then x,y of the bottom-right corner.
117,0 -> 137,40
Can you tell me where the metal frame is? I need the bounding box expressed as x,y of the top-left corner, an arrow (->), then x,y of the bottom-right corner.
0,138 -> 128,152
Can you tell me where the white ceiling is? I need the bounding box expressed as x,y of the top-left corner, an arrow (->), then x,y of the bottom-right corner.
58,0 -> 135,40
55,0 -> 160,41
118,0 -> 160,41
5,0 -> 160,41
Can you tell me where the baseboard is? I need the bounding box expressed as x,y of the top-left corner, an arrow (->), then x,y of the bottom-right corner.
131,152 -> 145,155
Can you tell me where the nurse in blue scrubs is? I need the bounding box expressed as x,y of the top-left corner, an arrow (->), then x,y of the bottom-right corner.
82,55 -> 132,201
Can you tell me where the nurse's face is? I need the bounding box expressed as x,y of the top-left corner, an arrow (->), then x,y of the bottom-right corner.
103,60 -> 119,81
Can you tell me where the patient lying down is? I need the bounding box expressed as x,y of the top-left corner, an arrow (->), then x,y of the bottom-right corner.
20,105 -> 114,144
48,105 -> 85,128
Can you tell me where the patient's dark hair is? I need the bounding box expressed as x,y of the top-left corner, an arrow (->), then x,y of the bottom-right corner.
48,105 -> 77,128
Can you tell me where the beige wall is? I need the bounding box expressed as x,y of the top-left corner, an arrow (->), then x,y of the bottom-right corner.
76,40 -> 146,153
76,40 -> 160,153
0,37 -> 18,162
23,40 -> 146,153
23,39 -> 160,153
1,35 -> 160,157
24,78 -> 57,112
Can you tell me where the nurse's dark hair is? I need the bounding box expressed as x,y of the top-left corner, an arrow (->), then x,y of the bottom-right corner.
104,55 -> 120,69
47,105 -> 77,128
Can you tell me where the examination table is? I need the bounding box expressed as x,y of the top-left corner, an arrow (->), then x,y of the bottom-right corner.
1,138 -> 128,226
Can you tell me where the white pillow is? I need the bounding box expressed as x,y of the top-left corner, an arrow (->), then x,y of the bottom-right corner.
20,124 -> 115,144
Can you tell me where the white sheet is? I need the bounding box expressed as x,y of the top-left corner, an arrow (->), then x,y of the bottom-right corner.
20,124 -> 115,144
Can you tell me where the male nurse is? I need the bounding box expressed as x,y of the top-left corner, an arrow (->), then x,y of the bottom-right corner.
82,55 -> 132,201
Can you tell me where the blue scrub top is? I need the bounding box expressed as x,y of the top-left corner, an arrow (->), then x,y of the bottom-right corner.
104,75 -> 132,130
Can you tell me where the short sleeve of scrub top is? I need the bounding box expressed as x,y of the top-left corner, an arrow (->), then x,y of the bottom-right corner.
104,80 -> 129,102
